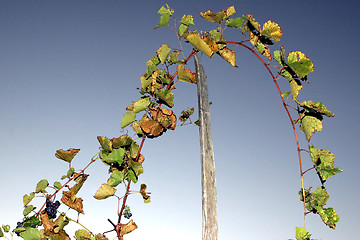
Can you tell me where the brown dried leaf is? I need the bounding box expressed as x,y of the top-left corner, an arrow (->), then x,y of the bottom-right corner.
55,148 -> 80,163
139,117 -> 164,137
120,219 -> 138,236
61,191 -> 84,214
149,108 -> 177,130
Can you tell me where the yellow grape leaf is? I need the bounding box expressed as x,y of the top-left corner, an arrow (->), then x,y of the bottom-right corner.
55,148 -> 80,163
177,64 -> 196,84
300,115 -> 322,142
218,47 -> 237,67
200,6 -> 235,24
289,79 -> 303,100
261,20 -> 282,42
185,32 -> 214,57
93,184 -> 116,200
156,44 -> 171,64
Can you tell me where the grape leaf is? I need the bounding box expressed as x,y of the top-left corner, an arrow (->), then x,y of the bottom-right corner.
140,184 -> 151,203
111,135 -> 133,148
155,4 -> 174,29
261,20 -> 282,42
167,51 -> 182,65
295,227 -> 312,240
101,148 -> 125,165
131,162 -> 143,176
156,44 -> 171,64
2,225 -> 10,233
200,6 -> 235,24
121,112 -> 136,128
185,31 -> 214,58
23,205 -> 34,216
53,181 -> 62,189
300,101 -> 335,118
75,229 -> 92,240
139,117 -> 164,138
155,89 -> 174,107
218,47 -> 237,67
177,64 -> 196,84
287,51 -> 314,79
55,148 -> 80,163
70,174 -> 88,194
19,228 -> 41,240
23,192 -> 35,206
97,136 -> 112,152
126,169 -> 138,183
317,207 -> 340,229
299,115 -> 322,142
209,30 -> 226,49
35,179 -> 49,193
226,17 -> 245,28
94,184 -> 116,200
149,107 -> 177,130
132,97 -> 150,113
131,122 -> 144,136
119,219 -> 138,235
309,145 -> 342,183
107,170 -> 124,187
61,191 -> 84,214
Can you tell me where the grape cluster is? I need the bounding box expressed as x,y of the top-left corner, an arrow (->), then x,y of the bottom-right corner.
45,199 -> 60,219
123,205 -> 132,219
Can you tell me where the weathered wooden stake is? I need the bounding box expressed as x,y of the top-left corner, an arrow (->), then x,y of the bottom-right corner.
194,54 -> 218,240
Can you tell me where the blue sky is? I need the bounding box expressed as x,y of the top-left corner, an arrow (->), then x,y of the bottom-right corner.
1,1 -> 359,239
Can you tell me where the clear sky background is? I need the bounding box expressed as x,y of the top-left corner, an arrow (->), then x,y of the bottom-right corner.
1,1 -> 359,240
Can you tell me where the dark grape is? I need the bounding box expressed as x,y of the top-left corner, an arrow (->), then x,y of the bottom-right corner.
44,198 -> 61,219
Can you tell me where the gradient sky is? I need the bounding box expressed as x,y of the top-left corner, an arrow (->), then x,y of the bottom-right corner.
1,1 -> 359,240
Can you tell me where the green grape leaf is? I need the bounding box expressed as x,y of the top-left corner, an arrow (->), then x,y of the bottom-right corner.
111,135 -> 133,148
178,24 -> 189,37
155,89 -> 174,108
22,216 -> 41,228
300,187 -> 329,213
97,136 -> 112,152
299,115 -> 322,141
140,184 -> 151,203
309,145 -> 342,183
200,6 -> 235,24
318,207 -> 340,229
53,181 -> 62,189
53,214 -> 69,234
300,101 -> 335,118
287,51 -> 314,79
131,162 -> 143,177
181,14 -> 194,26
94,184 -> 116,200
261,20 -> 282,42
23,205 -> 34,216
185,31 -> 214,58
75,229 -> 92,240
209,30 -> 226,49
121,112 -> 136,128
126,169 -> 138,183
218,47 -> 237,67
23,192 -> 35,206
295,227 -> 312,240
101,148 -> 125,165
19,227 -> 41,240
66,167 -> 75,178
35,179 -> 49,193
55,148 -> 80,163
107,170 -> 124,187
132,97 -> 150,113
155,4 -> 174,29
281,91 -> 291,99
144,55 -> 160,78
156,44 -> 171,64
177,64 -> 196,84
168,51 -> 181,64
226,17 -> 245,28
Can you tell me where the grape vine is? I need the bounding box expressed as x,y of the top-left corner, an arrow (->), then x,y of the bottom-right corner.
0,5 -> 341,240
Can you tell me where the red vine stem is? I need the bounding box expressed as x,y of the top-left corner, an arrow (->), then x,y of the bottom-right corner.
219,40 -> 308,228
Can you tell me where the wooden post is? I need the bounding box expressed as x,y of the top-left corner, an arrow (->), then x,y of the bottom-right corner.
194,54 -> 218,240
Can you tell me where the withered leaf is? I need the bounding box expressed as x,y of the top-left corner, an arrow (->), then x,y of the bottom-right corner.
120,219 -> 138,236
55,148 -> 80,163
61,191 -> 84,214
139,117 -> 164,137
